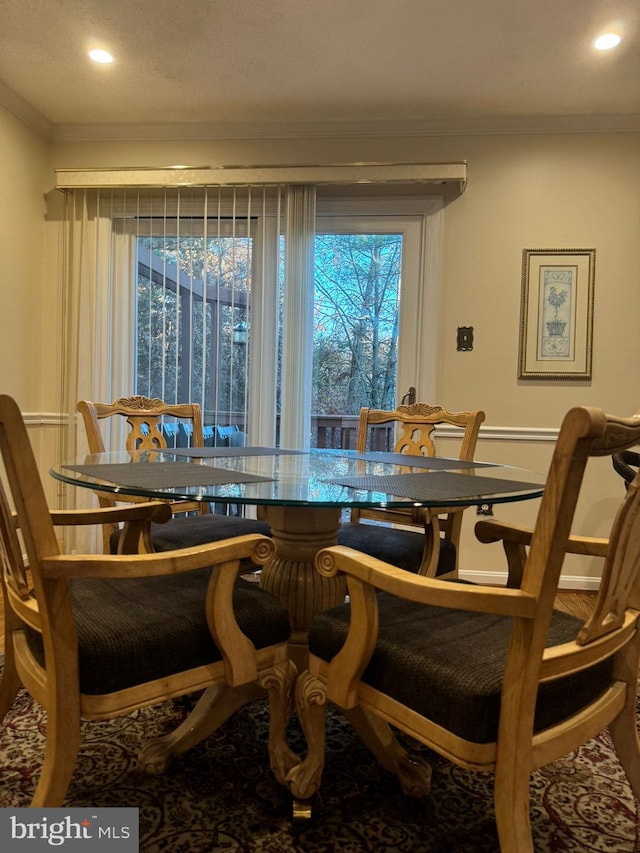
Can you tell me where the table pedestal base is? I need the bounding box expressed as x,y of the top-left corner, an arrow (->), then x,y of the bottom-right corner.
260,505 -> 347,669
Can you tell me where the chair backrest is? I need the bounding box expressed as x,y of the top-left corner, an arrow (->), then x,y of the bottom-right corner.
351,403 -> 485,540
76,396 -> 207,549
0,468 -> 33,603
77,395 -> 205,453
493,406 -> 640,770
525,407 -> 640,637
0,396 -> 65,639
355,402 -> 485,460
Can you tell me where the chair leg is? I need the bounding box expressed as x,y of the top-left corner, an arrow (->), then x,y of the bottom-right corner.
609,685 -> 640,800
608,639 -> 640,800
31,701 -> 82,807
494,754 -> 534,853
343,705 -> 432,796
138,682 -> 264,774
0,641 -> 21,720
259,659 -> 300,785
285,670 -> 328,801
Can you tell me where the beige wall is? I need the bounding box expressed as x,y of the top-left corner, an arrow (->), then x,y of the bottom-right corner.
47,132 -> 640,424
0,106 -> 48,409
0,105 -> 63,504
4,115 -> 640,578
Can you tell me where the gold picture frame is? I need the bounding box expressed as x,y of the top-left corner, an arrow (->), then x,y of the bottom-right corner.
518,248 -> 595,380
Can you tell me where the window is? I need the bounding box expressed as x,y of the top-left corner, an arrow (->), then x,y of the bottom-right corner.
63,188 -> 442,454
135,226 -> 253,441
132,206 -> 438,448
313,231 -> 402,416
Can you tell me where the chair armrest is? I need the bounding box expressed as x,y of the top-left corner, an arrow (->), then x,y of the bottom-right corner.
475,518 -> 608,556
41,533 -> 274,580
47,502 -> 172,555
565,535 -> 609,557
15,503 -> 173,554
475,519 -> 608,589
475,519 -> 534,546
205,538 -> 278,685
316,545 -> 536,619
48,502 -> 173,527
13,502 -> 172,530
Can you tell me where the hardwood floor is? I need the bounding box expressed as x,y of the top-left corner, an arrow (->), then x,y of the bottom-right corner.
554,590 -> 596,620
0,588 -> 596,657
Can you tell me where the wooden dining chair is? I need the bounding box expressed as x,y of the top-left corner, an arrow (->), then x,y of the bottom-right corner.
76,396 -> 270,554
286,404 -> 640,851
0,393 -> 297,807
337,403 -> 485,578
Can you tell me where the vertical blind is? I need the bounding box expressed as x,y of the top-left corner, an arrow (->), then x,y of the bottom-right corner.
59,163 -> 463,462
61,184 -> 321,460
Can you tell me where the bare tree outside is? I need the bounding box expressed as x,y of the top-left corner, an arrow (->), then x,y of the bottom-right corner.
135,229 -> 402,433
313,233 -> 401,415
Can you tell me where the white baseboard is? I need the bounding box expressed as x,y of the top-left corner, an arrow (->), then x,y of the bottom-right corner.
459,569 -> 599,591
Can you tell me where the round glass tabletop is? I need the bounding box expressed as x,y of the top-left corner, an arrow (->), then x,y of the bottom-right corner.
51,447 -> 545,510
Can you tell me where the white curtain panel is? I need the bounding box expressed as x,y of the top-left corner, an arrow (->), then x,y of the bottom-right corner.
61,187 -> 287,451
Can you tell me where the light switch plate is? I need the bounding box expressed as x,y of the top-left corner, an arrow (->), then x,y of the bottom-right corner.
457,326 -> 473,351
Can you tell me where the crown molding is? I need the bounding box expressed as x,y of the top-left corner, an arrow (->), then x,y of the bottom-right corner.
1,80 -> 637,145
48,113 -> 640,143
0,80 -> 51,139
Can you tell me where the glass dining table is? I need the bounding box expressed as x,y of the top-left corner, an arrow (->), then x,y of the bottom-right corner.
52,446 -> 545,663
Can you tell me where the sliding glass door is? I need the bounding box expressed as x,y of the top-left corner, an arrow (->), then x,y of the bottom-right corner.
310,209 -> 434,446
123,193 -> 440,450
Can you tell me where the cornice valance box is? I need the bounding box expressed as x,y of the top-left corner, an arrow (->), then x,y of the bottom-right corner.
54,161 -> 467,194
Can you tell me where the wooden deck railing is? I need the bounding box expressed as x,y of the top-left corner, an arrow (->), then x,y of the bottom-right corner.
199,413 -> 393,450
312,415 -> 394,450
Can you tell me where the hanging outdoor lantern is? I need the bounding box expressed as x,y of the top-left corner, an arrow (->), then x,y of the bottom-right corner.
233,321 -> 247,346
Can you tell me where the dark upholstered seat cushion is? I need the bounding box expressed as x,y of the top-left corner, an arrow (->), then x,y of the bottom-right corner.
26,572 -> 290,695
110,513 -> 272,554
337,522 -> 456,576
308,592 -> 613,744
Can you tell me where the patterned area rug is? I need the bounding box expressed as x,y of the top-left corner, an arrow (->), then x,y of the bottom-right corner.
0,689 -> 638,852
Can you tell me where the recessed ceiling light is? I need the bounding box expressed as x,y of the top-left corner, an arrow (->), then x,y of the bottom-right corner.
88,48 -> 114,64
593,33 -> 622,50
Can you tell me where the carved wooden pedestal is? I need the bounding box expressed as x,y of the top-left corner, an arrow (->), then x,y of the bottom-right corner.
260,505 -> 347,670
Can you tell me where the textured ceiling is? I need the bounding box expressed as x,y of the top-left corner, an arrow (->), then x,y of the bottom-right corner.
1,0 -> 639,138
